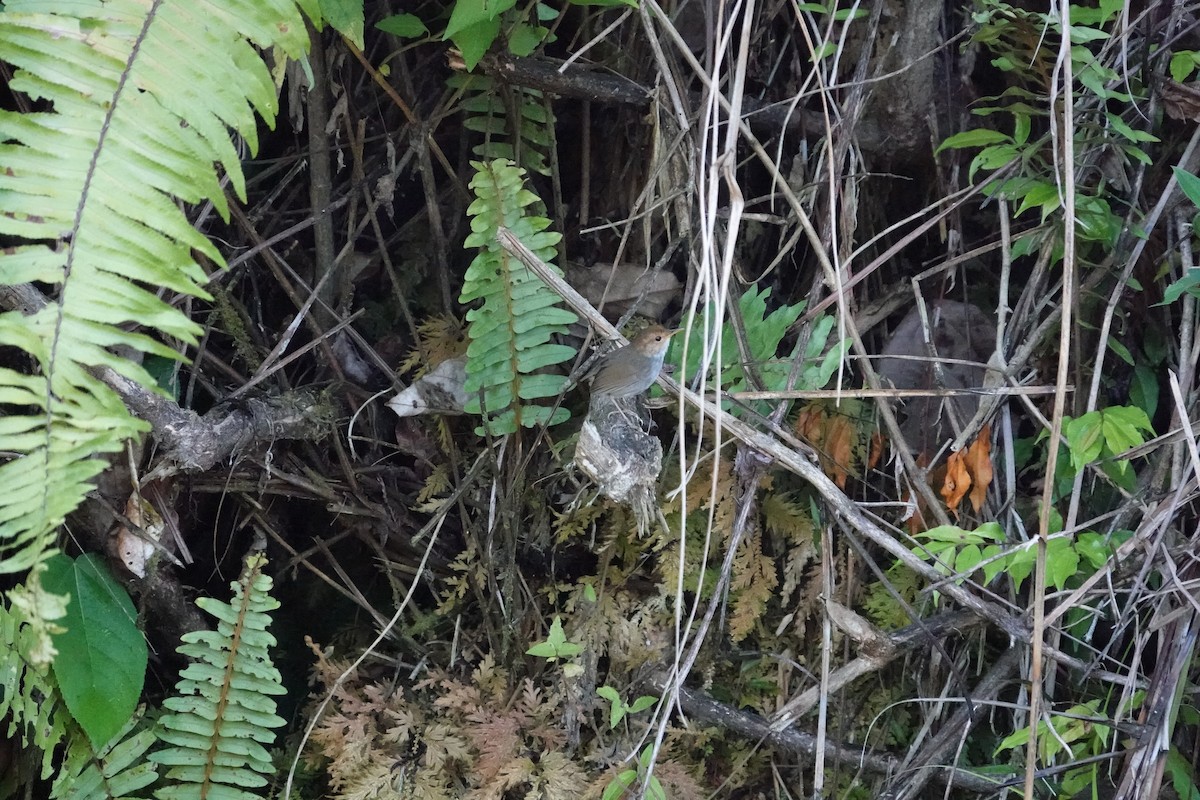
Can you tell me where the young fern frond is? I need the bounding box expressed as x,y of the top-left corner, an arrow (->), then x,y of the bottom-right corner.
149,553 -> 285,800
460,159 -> 577,435
0,0 -> 317,576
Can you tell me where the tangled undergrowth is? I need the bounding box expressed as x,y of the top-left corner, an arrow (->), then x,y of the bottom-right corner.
2,0 -> 1200,799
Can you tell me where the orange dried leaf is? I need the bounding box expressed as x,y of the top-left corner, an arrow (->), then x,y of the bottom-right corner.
795,404 -> 860,489
964,425 -> 994,513
940,450 -> 971,516
794,405 -> 826,441
825,414 -> 855,489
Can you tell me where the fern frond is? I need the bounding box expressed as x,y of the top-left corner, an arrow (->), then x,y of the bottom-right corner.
150,553 -> 285,800
453,74 -> 555,176
460,159 -> 576,436
728,532 -> 778,642
0,596 -> 69,779
51,716 -> 158,800
0,0 -> 317,574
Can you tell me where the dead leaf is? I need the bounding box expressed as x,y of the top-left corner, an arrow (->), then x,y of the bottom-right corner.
1161,80 -> 1200,123
940,450 -> 971,516
795,404 -> 858,489
964,424 -> 994,513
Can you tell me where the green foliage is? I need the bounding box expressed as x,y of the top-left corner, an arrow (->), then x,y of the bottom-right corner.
861,562 -> 921,630
451,74 -> 555,176
318,0 -> 364,46
940,0 -> 1156,256
51,715 -> 158,800
913,520 -> 1131,595
0,0 -> 317,578
445,0 -> 520,69
913,522 -> 1008,588
149,553 -> 285,800
597,686 -> 657,729
664,284 -> 848,416
1167,746 -> 1200,800
1055,405 -> 1153,476
42,554 -> 147,750
382,0 -> 633,70
1170,50 -> 1200,82
376,13 -> 428,38
460,159 -> 577,436
1162,168 -> 1200,303
0,588 -> 70,779
602,746 -> 666,800
526,616 -> 583,662
995,700 -> 1111,795
795,2 -> 867,60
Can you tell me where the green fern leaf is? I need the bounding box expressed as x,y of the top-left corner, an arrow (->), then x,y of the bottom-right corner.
0,0 -> 316,575
452,75 -> 555,176
149,553 -> 285,800
51,716 -> 158,800
460,159 -> 576,436
0,593 -> 70,779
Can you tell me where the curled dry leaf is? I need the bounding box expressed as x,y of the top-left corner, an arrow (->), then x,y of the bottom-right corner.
940,450 -> 971,517
938,426 -> 994,516
112,494 -> 163,578
964,424 -> 994,513
1161,79 -> 1200,123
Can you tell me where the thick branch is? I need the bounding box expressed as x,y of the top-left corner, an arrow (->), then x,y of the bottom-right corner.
0,283 -> 338,477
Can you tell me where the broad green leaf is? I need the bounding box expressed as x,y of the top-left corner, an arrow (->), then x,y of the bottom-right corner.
1068,26 -> 1109,44
1074,532 -> 1113,571
1014,181 -> 1061,220
508,23 -> 547,57
597,686 -> 624,728
450,18 -> 502,70
1170,51 -> 1198,83
43,553 -> 148,749
602,771 -> 637,800
1006,541 -> 1037,591
445,0 -> 517,40
376,14 -> 428,38
628,696 -> 657,714
1174,167 -> 1200,209
1065,411 -> 1104,473
1165,748 -> 1200,800
936,128 -> 1012,154
1161,268 -> 1200,305
969,143 -> 1019,181
319,0 -> 365,47
1013,113 -> 1031,145
1100,406 -> 1152,468
1106,335 -> 1134,366
917,525 -> 979,545
1045,538 -> 1080,590
954,544 -> 984,578
981,544 -> 1007,585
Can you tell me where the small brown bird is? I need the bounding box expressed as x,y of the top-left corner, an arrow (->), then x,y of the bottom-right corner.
589,325 -> 680,399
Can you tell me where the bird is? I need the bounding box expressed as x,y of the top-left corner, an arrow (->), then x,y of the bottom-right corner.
589,325 -> 680,400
